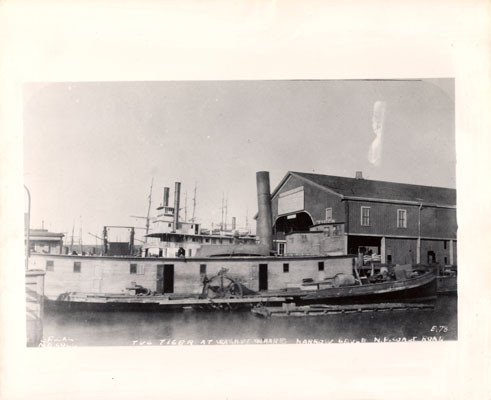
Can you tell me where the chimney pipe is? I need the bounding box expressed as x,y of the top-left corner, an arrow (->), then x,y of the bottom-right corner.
232,217 -> 236,230
173,182 -> 181,232
163,187 -> 170,207
256,171 -> 273,250
355,171 -> 363,179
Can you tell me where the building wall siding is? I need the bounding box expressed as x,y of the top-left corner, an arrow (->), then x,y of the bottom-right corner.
347,200 -> 456,239
272,175 -> 345,224
385,238 -> 418,264
29,254 -> 354,300
420,239 -> 456,266
286,232 -> 345,256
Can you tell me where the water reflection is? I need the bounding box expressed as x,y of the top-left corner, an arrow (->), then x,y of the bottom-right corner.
41,295 -> 457,347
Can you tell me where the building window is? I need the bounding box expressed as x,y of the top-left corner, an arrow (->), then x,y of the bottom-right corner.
130,264 -> 144,274
361,207 -> 370,226
46,260 -> 54,272
200,264 -> 206,275
283,263 -> 289,273
277,242 -> 285,255
444,241 -> 447,249
444,257 -> 448,265
397,209 -> 407,228
325,208 -> 333,221
73,262 -> 81,273
318,261 -> 324,271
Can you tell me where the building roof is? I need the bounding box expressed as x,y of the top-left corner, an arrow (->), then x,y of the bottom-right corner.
28,229 -> 64,239
275,171 -> 456,207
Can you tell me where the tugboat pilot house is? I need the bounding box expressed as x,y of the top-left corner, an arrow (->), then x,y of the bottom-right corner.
268,171 -> 457,268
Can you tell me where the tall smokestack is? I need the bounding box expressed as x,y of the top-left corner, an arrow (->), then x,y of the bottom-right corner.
256,171 -> 273,250
231,217 -> 236,230
173,182 -> 181,232
163,187 -> 170,207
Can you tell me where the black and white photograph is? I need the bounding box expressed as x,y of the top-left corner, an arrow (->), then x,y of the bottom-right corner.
23,79 -> 457,347
1,2 -> 490,400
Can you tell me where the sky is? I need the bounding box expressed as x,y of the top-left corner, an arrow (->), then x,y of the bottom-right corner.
23,79 -> 455,244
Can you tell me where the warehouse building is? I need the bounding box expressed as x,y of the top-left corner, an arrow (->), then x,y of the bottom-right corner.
270,171 -> 457,267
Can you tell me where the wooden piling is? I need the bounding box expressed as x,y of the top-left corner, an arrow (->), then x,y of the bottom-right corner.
26,270 -> 45,347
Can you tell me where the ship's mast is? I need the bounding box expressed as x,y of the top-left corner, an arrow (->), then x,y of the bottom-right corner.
70,220 -> 75,253
79,216 -> 83,254
144,178 -> 154,243
129,178 -> 154,244
224,194 -> 228,231
191,182 -> 197,223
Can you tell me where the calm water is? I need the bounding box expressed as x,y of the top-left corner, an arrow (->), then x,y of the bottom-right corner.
40,295 -> 457,347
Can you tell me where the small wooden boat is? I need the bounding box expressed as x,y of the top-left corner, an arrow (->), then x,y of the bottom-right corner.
45,268 -> 437,312
294,270 -> 437,305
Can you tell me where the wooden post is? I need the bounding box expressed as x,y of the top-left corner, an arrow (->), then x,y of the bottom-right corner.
26,270 -> 45,347
24,185 -> 31,271
381,236 -> 386,264
449,240 -> 454,266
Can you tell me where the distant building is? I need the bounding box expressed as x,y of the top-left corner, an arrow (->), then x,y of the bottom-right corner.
270,171 -> 457,266
27,229 -> 64,255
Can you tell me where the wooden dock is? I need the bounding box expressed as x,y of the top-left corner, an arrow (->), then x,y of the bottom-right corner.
251,302 -> 435,318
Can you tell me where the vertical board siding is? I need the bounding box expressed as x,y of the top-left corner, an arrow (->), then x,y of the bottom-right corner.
29,254 -> 355,299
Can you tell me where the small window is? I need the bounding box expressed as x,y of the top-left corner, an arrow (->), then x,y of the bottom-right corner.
444,241 -> 447,250
397,209 -> 407,228
200,264 -> 206,275
277,242 -> 285,256
325,208 -> 333,221
130,263 -> 137,274
444,257 -> 448,265
46,260 -> 54,272
318,261 -> 324,271
73,262 -> 81,273
361,207 -> 370,226
283,263 -> 289,273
